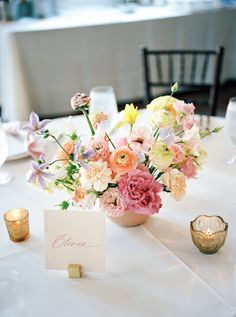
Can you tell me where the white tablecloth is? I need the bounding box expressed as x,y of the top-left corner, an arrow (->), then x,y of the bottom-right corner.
0,115 -> 236,317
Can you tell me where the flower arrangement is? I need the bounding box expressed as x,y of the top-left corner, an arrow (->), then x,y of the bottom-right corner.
23,85 -> 221,217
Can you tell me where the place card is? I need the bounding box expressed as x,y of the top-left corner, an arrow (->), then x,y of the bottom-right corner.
44,210 -> 105,272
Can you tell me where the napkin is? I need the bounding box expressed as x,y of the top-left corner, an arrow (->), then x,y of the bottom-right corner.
2,121 -> 44,161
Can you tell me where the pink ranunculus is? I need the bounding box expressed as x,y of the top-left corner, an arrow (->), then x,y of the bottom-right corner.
180,157 -> 197,179
90,138 -> 110,162
173,100 -> 195,115
100,188 -> 127,217
118,168 -> 163,215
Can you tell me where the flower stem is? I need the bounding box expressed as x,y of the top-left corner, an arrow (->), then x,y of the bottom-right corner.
49,158 -> 70,166
49,134 -> 70,156
105,132 -> 116,149
81,108 -> 95,136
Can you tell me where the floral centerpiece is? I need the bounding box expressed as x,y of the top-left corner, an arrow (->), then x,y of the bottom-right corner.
23,85 -> 221,226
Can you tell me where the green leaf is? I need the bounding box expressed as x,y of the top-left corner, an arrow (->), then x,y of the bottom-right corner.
212,126 -> 223,133
57,201 -> 70,210
70,132 -> 78,141
171,82 -> 179,94
66,163 -> 78,176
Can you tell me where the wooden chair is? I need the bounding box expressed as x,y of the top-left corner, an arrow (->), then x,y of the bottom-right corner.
141,46 -> 224,116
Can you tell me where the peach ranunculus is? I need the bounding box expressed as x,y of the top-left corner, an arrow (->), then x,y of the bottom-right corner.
90,138 -> 110,162
56,140 -> 74,162
161,169 -> 186,201
109,146 -> 138,175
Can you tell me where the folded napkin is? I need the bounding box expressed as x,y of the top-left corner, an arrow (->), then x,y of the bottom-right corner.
2,121 -> 44,160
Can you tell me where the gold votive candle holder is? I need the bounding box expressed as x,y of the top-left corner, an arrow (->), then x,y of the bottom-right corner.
4,208 -> 30,242
190,215 -> 228,254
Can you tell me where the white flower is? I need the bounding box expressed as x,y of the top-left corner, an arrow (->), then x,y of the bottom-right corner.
80,160 -> 112,192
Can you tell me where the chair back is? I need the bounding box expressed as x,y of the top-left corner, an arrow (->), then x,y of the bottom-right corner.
141,47 -> 224,116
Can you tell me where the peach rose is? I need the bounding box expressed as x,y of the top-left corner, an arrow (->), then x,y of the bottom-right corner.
109,146 -> 138,175
56,140 -> 74,162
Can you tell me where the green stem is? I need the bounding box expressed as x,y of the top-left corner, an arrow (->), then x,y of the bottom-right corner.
49,158 -> 70,165
165,90 -> 174,107
61,183 -> 74,191
49,134 -> 70,156
105,132 -> 116,149
81,108 -> 95,136
200,131 -> 212,139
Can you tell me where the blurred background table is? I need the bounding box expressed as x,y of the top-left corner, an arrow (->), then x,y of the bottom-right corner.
0,4 -> 236,121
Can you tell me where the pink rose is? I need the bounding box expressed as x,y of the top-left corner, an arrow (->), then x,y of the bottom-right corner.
100,188 -> 127,217
118,168 -> 163,215
180,157 -> 197,178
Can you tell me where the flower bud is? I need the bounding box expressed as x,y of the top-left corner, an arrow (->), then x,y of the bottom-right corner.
71,92 -> 90,110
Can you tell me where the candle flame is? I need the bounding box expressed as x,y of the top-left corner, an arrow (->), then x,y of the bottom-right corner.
205,228 -> 213,237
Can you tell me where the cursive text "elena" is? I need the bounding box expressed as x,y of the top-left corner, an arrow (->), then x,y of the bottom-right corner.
52,234 -> 86,249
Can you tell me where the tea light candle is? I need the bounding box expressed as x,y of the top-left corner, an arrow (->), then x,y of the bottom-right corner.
4,208 -> 30,242
190,215 -> 228,254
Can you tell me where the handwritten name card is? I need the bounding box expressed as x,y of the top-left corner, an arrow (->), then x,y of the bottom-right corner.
44,210 -> 105,272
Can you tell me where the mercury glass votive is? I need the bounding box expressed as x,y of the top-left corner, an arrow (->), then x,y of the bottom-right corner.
190,215 -> 228,254
4,208 -> 30,242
